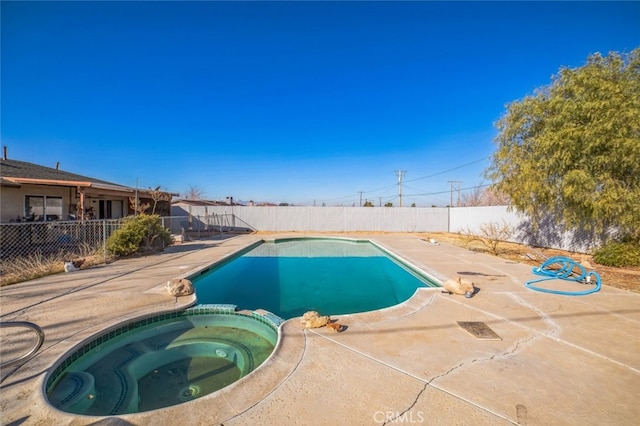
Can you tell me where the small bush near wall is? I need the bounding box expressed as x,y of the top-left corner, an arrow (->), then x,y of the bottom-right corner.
106,214 -> 171,257
461,220 -> 515,256
594,239 -> 640,267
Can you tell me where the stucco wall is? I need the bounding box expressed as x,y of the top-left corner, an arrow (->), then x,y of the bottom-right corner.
0,184 -> 131,222
0,184 -> 75,222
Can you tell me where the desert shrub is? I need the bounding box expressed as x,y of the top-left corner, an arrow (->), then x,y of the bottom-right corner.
106,214 -> 172,257
461,221 -> 514,256
593,240 -> 640,267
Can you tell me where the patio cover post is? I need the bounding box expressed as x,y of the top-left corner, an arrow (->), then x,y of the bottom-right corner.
78,188 -> 85,221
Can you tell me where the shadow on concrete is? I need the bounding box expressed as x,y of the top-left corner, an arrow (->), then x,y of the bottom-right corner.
457,271 -> 506,278
162,233 -> 253,254
87,418 -> 136,425
327,308 -> 640,336
0,368 -> 46,388
161,243 -> 218,253
4,416 -> 30,426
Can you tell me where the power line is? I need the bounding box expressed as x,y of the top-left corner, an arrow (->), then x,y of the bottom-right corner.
283,157 -> 492,206
403,182 -> 493,197
404,156 -> 490,183
330,157 -> 488,204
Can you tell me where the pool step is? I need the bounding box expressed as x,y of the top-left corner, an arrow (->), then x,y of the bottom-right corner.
105,341 -> 251,415
48,372 -> 96,413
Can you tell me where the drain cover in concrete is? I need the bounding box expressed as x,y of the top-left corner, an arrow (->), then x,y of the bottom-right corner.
457,321 -> 502,340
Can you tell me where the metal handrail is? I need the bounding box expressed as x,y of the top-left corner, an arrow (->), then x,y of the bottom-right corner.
0,321 -> 45,369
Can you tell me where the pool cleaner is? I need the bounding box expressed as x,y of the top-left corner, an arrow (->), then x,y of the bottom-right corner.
525,256 -> 601,296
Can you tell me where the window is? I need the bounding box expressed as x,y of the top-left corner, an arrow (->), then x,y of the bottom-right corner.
24,196 -> 63,221
99,200 -> 124,219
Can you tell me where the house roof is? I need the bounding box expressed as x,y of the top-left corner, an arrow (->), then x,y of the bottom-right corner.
1,158 -> 182,201
0,158 -> 143,195
0,176 -> 22,188
1,158 -> 129,187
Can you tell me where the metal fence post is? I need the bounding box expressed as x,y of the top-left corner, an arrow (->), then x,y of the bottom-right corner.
103,220 -> 107,264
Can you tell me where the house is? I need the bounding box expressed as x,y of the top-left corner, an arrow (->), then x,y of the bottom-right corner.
0,152 -> 171,223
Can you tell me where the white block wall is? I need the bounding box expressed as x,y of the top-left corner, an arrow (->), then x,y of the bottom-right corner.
171,204 -> 600,252
172,205 -> 450,233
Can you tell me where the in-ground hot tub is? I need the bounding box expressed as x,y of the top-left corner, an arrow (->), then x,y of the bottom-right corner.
45,305 -> 282,416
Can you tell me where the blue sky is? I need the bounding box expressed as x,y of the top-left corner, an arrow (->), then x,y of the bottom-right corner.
2,1 -> 638,206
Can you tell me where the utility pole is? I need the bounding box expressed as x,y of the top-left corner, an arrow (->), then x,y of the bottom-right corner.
448,181 -> 462,207
358,191 -> 364,207
395,170 -> 406,207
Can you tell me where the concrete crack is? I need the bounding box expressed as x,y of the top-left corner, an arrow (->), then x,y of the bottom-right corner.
382,383 -> 428,426
382,335 -> 536,425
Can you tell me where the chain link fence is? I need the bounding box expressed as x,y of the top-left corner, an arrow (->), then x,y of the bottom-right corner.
0,213 -> 240,273
162,214 -> 246,240
0,219 -> 124,284
0,219 -> 123,265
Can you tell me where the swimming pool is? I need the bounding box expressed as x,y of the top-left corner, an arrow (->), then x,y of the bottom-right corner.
191,237 -> 438,319
45,306 -> 281,416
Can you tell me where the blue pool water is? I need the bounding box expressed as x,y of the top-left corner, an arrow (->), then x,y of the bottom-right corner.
192,238 -> 437,319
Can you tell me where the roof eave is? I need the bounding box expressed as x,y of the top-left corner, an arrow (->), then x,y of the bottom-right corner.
5,177 -> 92,187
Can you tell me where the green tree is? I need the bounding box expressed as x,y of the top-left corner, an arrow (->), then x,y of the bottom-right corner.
486,49 -> 640,240
363,200 -> 374,207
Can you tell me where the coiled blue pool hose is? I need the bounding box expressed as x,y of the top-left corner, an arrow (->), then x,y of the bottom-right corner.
525,256 -> 602,296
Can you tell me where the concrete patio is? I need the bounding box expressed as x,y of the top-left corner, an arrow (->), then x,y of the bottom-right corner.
1,233 -> 638,425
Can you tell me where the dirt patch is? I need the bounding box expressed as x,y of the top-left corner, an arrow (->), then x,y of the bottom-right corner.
426,232 -> 640,293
